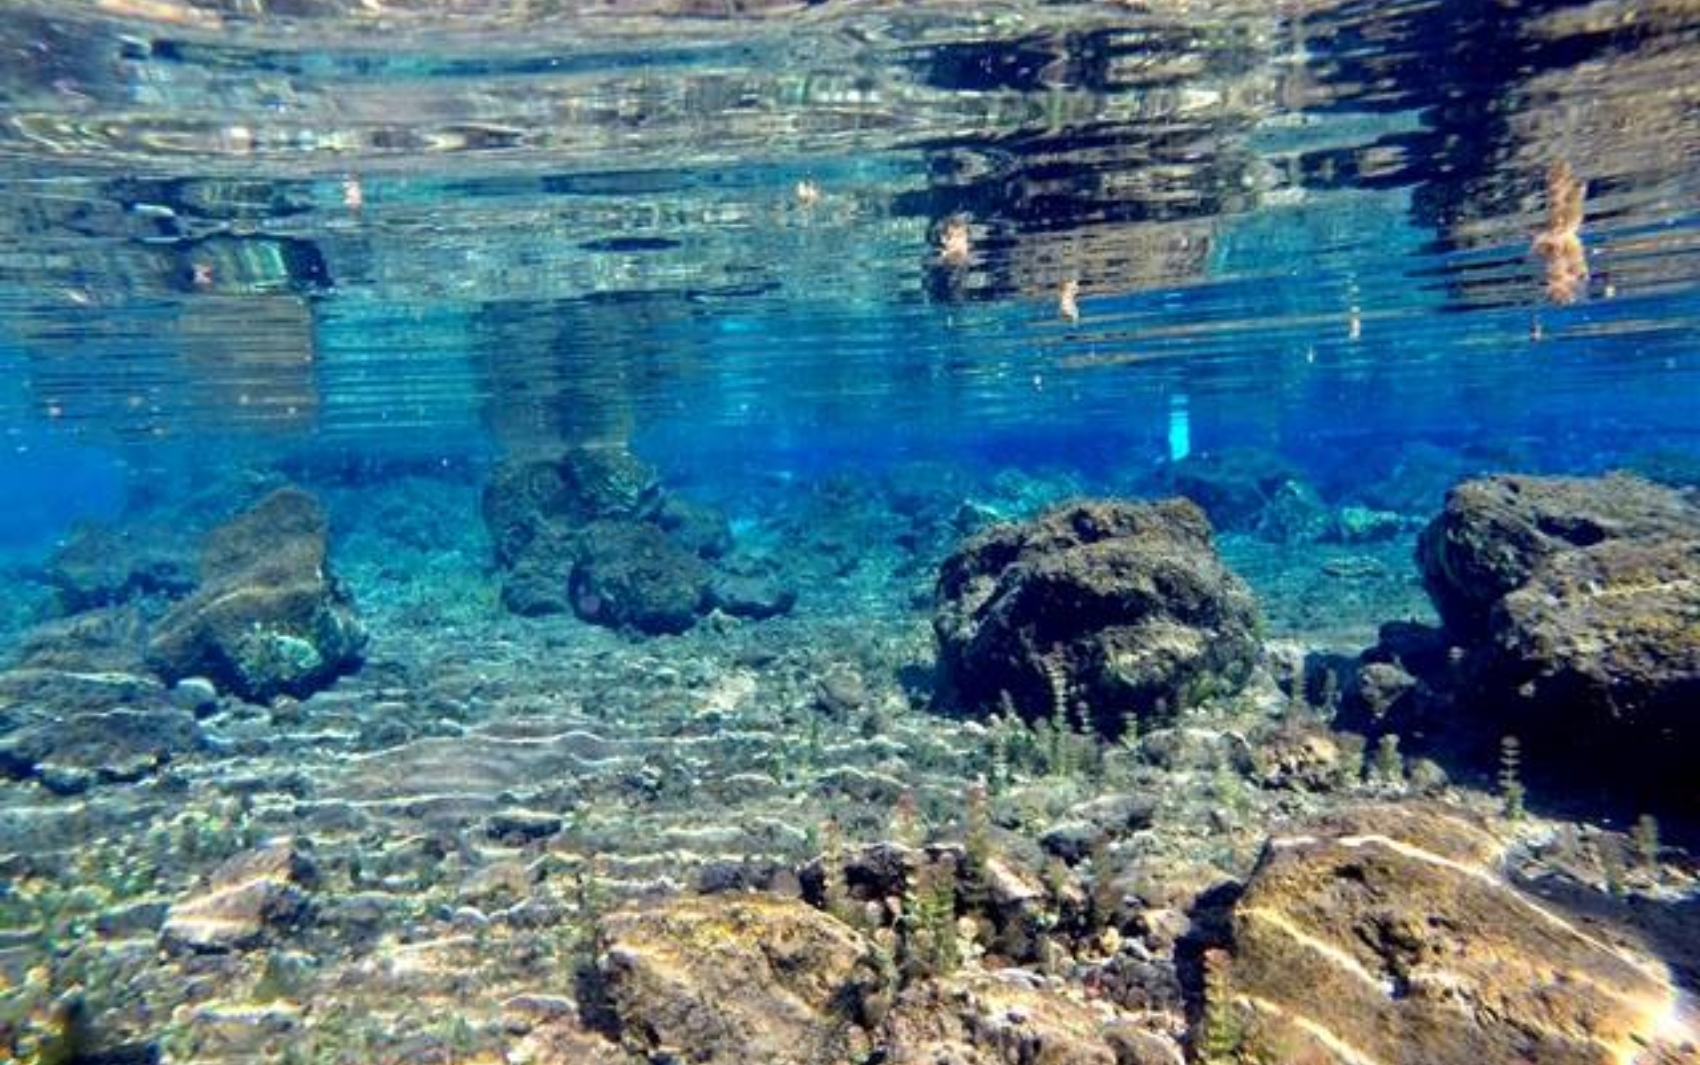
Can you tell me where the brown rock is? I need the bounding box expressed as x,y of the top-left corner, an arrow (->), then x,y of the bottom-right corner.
596,893 -> 882,1065
880,970 -> 1162,1065
162,839 -> 317,953
1225,803 -> 1693,1065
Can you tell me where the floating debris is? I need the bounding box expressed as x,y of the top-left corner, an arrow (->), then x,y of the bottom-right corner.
794,179 -> 821,208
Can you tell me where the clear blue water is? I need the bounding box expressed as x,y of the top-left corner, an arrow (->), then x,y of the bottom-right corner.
2,1 -> 1700,1062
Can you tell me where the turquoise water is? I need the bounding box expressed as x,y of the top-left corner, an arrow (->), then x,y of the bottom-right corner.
2,2 -> 1700,1063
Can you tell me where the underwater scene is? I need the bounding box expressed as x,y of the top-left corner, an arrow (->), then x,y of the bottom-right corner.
3,0 -> 1700,1062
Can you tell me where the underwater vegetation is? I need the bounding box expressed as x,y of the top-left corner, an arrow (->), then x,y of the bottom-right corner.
0,453 -> 1697,1065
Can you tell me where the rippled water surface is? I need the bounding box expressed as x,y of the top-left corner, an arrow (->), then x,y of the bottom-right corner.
3,0 -> 1698,499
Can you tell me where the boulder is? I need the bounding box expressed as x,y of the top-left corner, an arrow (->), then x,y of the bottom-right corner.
482,447 -> 661,567
596,893 -> 883,1065
594,892 -> 1181,1065
162,839 -> 317,952
709,568 -> 797,620
1415,474 -> 1700,788
934,499 -> 1261,736
570,520 -> 710,635
654,494 -> 733,559
1223,804 -> 1694,1065
146,488 -> 366,701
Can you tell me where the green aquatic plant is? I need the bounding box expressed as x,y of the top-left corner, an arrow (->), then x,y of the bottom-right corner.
1198,947 -> 1245,1065
818,818 -> 858,928
898,857 -> 960,983
1498,735 -> 1525,821
1373,733 -> 1404,787
1632,814 -> 1660,872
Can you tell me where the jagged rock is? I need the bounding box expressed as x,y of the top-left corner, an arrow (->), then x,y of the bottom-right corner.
483,447 -> 662,568
1254,479 -> 1331,544
146,488 -> 367,701
1248,718 -> 1359,792
1330,504 -> 1410,544
1415,473 -> 1700,791
1160,449 -> 1305,532
499,526 -> 576,616
483,458 -> 575,568
596,893 -> 883,1065
46,520 -> 198,613
1224,803 -> 1694,1065
933,499 -> 1261,737
570,520 -> 710,635
162,839 -> 317,953
1040,794 -> 1157,863
595,892 -> 1178,1065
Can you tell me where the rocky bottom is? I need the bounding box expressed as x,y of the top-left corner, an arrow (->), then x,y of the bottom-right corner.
2,460 -> 1699,1065
0,584 -> 1696,1065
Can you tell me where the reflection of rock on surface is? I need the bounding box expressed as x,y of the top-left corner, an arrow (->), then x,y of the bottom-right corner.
178,295 -> 319,432
1226,804 -> 1693,1065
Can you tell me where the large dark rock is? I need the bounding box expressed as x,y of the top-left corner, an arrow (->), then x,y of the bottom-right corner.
483,448 -> 754,629
1223,804 -> 1693,1065
482,447 -> 661,567
570,520 -> 711,635
146,488 -> 366,701
1416,473 -> 1700,786
933,499 -> 1261,736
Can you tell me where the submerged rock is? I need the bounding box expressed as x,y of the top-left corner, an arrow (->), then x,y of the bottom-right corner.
146,488 -> 366,702
483,447 -> 768,629
0,704 -> 200,792
162,839 -> 317,953
594,892 -> 1181,1065
933,498 -> 1261,736
1224,803 -> 1693,1065
570,520 -> 711,635
1415,473 -> 1700,791
596,893 -> 882,1065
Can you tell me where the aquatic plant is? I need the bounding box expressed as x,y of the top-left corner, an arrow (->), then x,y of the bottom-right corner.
890,788 -> 923,848
1632,814 -> 1660,872
1498,735 -> 1525,821
818,818 -> 857,928
1198,947 -> 1244,1064
898,857 -> 961,982
1373,733 -> 1404,787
